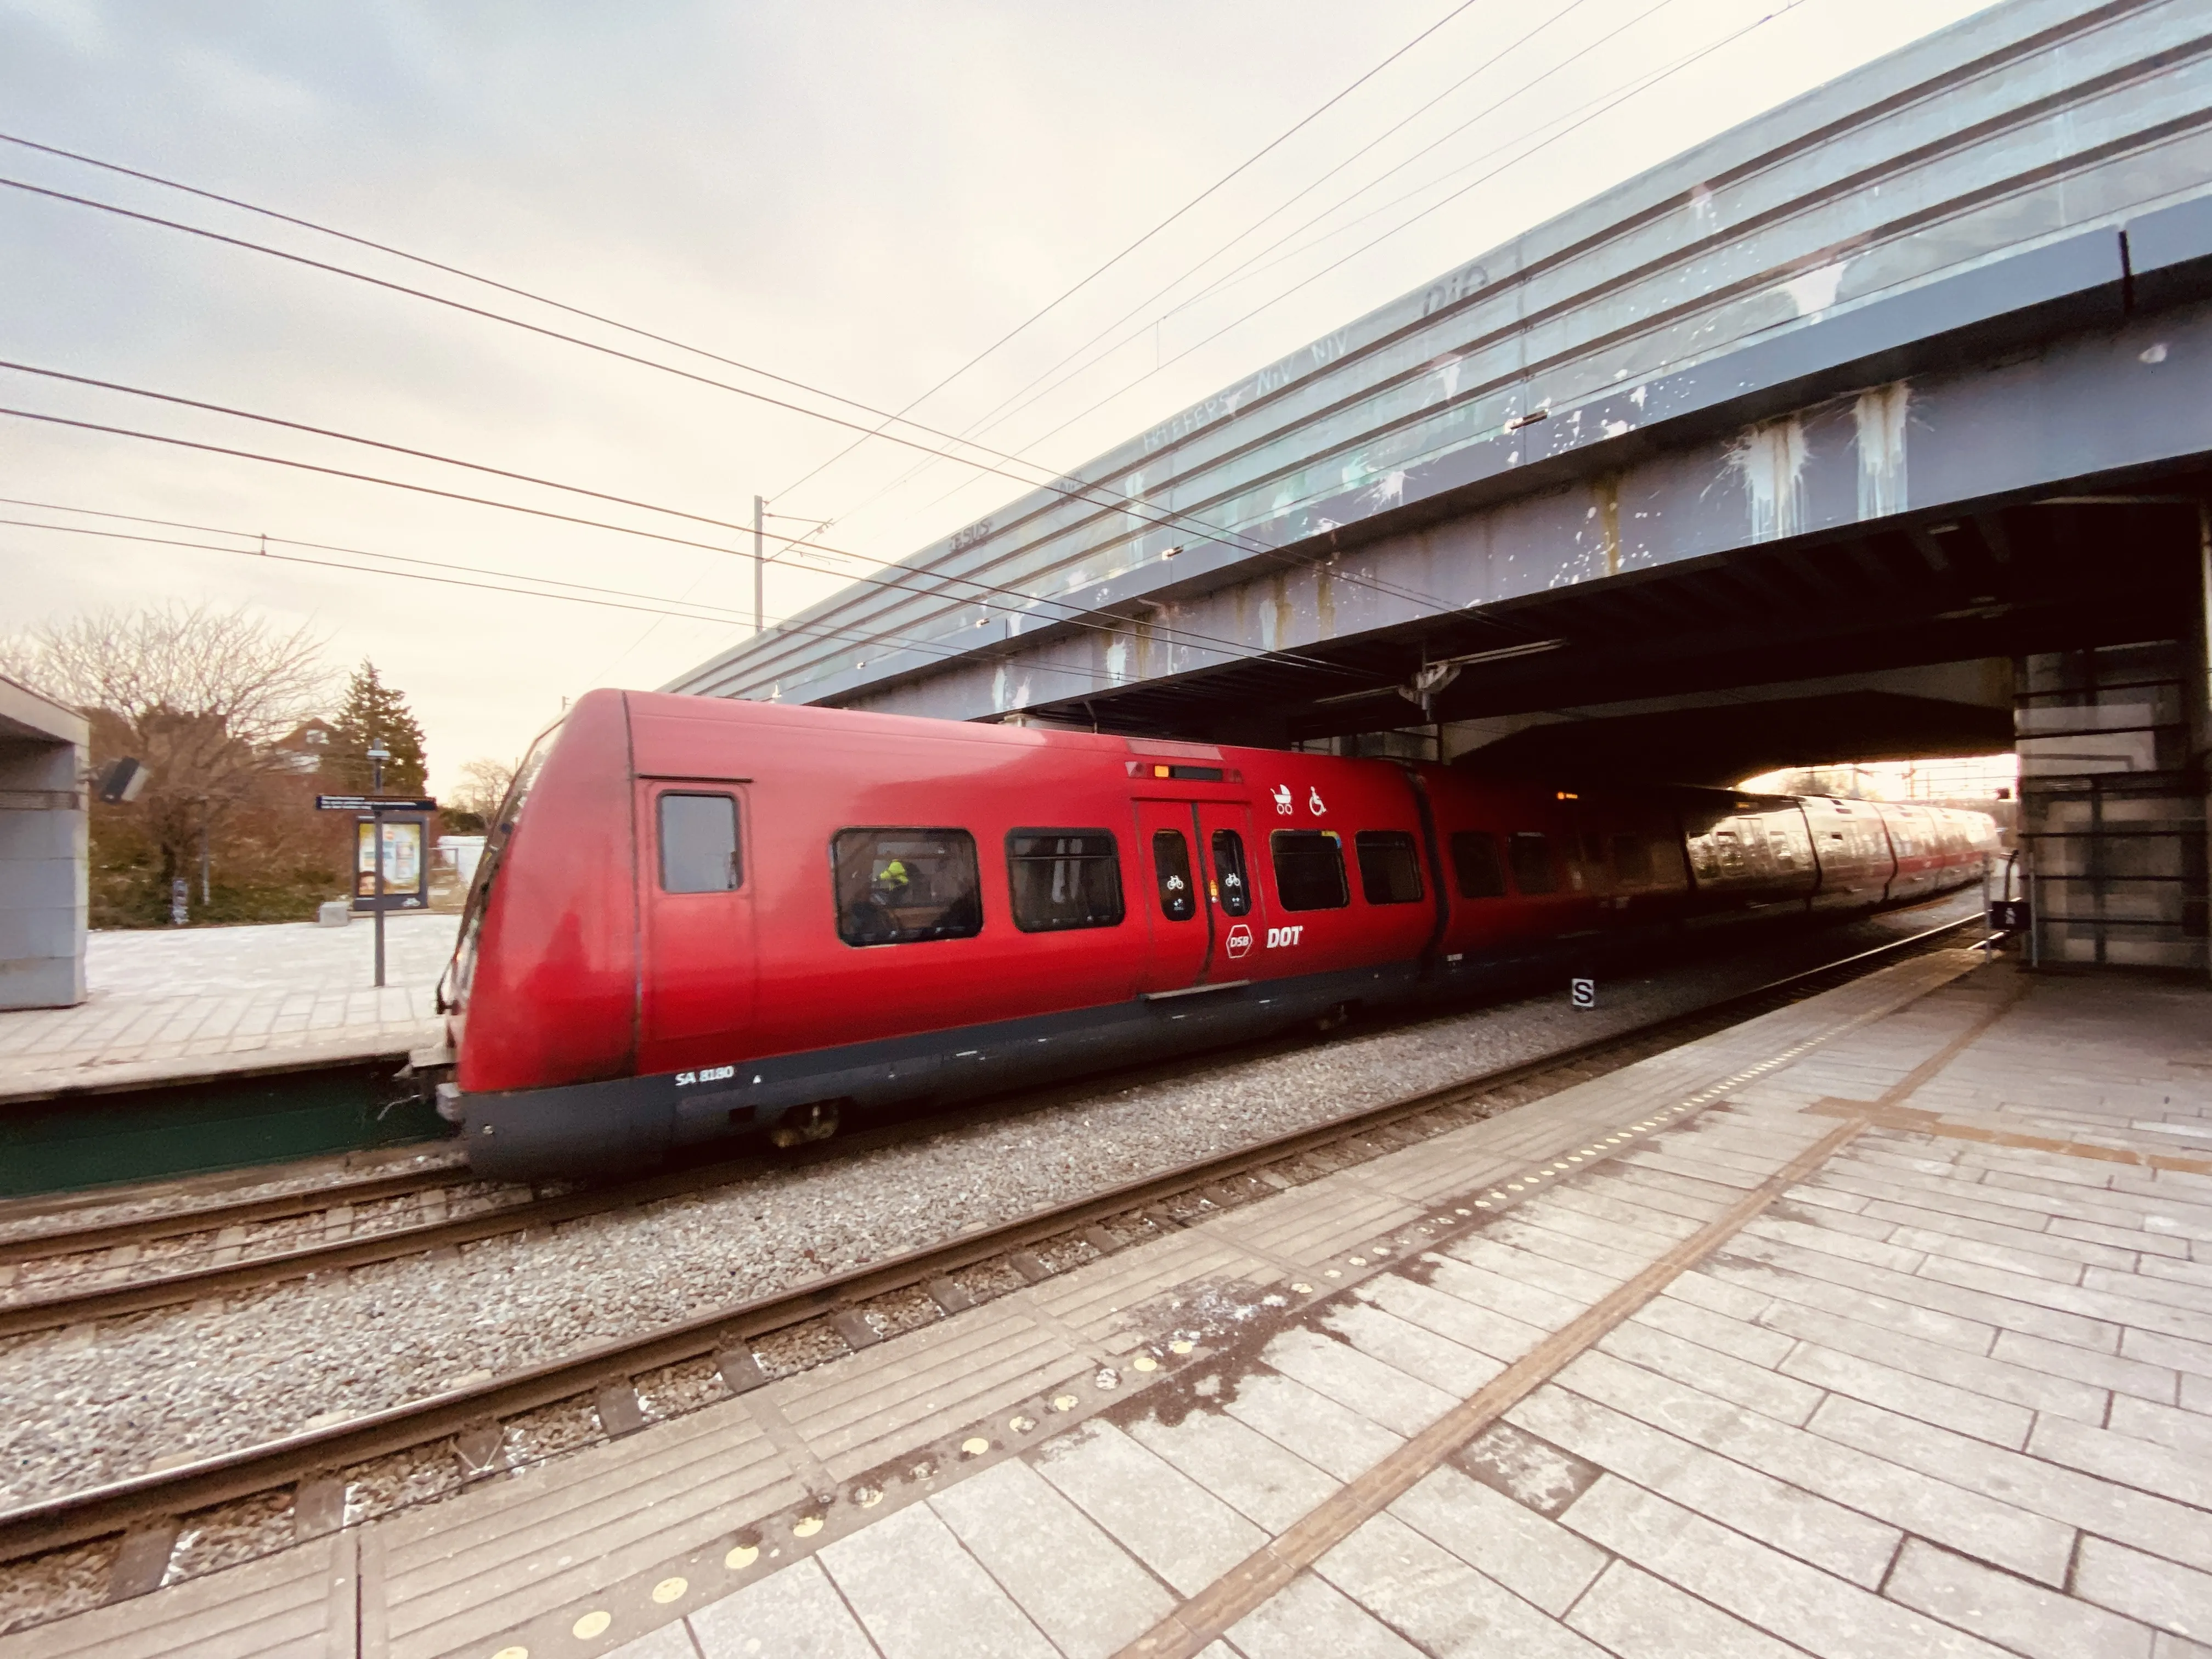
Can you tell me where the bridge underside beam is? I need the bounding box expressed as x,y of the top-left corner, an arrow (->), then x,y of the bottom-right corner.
1440,660 -> 2019,786
847,301 -> 2212,748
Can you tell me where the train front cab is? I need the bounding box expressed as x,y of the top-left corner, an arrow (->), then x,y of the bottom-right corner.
445,692 -> 668,1175
1672,788 -> 1819,928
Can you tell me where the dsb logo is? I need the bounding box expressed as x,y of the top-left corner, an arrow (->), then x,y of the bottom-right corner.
1265,926 -> 1306,949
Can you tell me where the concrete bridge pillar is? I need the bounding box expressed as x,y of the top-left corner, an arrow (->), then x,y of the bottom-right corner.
2012,523 -> 2211,973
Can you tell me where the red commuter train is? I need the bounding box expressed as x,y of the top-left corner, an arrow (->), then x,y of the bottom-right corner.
433,690 -> 1996,1178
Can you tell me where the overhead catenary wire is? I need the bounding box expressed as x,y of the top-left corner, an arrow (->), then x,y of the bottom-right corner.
0,405 -> 1370,682
956,0 -> 1685,462
1159,0 -> 1729,313
762,0 -> 1760,619
996,0 -> 1814,465
0,171 -> 1472,630
0,0 -> 1787,705
855,0 -> 1616,515
0,127 -> 1429,598
0,506 -> 1141,692
762,0 -> 1494,506
0,390 -> 1367,679
2,85 -> 1532,631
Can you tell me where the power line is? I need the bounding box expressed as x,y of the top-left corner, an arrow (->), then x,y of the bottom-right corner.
0,151 -> 1353,597
0,148 -> 1488,637
773,0 -> 1718,619
0,386 -> 1362,677
764,0 -> 1493,505
0,505 -> 1138,691
0,404 -> 1368,680
873,0 -> 1810,637
860,0 -> 1611,511
1157,0 -> 1707,314
1001,0 -> 1813,465
0,358 -> 766,540
995,0 -> 1680,449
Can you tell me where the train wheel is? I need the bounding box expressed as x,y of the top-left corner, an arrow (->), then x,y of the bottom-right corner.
769,1100 -> 842,1149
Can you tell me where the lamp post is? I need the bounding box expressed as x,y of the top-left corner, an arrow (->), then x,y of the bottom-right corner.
366,741 -> 390,988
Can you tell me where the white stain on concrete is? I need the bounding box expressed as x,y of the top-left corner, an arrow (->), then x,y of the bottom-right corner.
1780,260 -> 1847,318
1728,416 -> 1809,542
1363,471 -> 1407,510
1853,380 -> 1910,521
1105,630 -> 1132,685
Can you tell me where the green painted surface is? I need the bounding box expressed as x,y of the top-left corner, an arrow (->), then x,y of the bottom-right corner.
0,1064 -> 453,1197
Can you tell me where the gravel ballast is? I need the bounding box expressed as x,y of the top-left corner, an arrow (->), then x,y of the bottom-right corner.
0,896 -> 1978,1508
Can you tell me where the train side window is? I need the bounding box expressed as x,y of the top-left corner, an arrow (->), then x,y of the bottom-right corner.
833,828 -> 982,946
1006,829 -> 1123,933
1449,831 -> 1506,898
1153,830 -> 1197,921
1611,833 -> 1652,884
1355,831 -> 1424,904
1271,830 -> 1349,911
1210,829 -> 1252,917
658,793 -> 741,893
1508,832 -> 1556,894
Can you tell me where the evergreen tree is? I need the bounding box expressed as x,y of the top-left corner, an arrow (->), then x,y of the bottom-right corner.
329,661 -> 428,795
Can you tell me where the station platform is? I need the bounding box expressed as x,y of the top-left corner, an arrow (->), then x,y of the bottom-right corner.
14,943 -> 2212,1659
0,913 -> 457,1103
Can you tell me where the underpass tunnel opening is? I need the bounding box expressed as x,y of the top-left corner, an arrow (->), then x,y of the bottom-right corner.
973,460 -> 2211,972
1110,492 -> 2210,976
1737,754 -> 2022,848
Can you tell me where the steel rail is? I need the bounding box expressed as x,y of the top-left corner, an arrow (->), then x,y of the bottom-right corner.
0,913 -> 1987,1566
0,1165 -> 491,1268
0,910 -> 1976,1338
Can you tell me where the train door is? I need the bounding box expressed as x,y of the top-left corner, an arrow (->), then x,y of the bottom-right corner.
1195,802 -> 1271,980
636,780 -> 757,1070
1133,799 -> 1212,994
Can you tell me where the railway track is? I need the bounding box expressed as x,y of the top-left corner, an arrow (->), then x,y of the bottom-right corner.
0,913 -> 1992,1584
0,909 -> 1982,1340
0,1163 -> 531,1316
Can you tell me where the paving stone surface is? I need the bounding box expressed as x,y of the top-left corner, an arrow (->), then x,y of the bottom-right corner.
19,951 -> 2212,1659
0,913 -> 458,1097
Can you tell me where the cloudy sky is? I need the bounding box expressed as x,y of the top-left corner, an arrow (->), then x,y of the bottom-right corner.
0,0 -> 1993,791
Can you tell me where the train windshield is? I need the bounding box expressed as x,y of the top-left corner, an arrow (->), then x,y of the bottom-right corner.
443,718 -> 561,1012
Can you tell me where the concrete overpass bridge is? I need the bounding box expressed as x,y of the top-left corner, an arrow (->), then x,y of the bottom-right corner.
673,0 -> 2212,971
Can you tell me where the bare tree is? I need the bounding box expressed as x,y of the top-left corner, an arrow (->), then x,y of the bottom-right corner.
1,603 -> 333,893
448,756 -> 520,825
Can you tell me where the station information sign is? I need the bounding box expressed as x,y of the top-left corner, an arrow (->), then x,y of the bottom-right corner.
315,796 -> 439,913
355,817 -> 429,911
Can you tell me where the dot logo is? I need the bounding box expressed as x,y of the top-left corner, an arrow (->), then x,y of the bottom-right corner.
1266,926 -> 1306,949
1225,923 -> 1253,960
